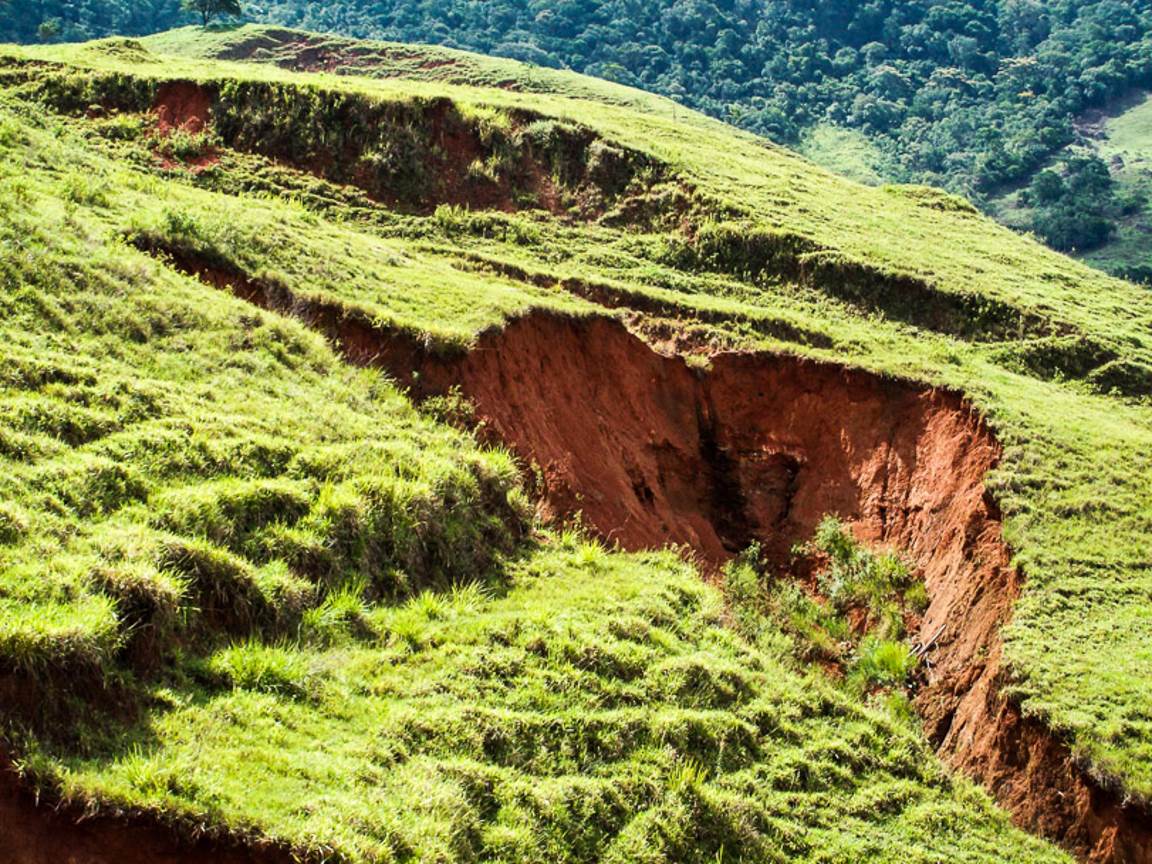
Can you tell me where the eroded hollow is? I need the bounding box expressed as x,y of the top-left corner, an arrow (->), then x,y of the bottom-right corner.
6,258 -> 1152,862
145,256 -> 1152,859
399,312 -> 1152,863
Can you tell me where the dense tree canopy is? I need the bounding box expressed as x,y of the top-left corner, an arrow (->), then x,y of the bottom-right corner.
182,0 -> 243,27
3,0 -> 1150,248
0,0 -> 186,44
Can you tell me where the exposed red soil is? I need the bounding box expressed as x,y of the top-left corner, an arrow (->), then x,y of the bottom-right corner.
349,308 -> 1152,863
152,82 -> 213,136
10,251 -> 1152,861
0,758 -> 294,864
150,82 -> 220,173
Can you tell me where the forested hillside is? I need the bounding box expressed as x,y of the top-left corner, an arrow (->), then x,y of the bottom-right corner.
4,1 -> 1150,188
4,0 -> 1152,260
0,0 -> 183,43
280,0 -> 1152,190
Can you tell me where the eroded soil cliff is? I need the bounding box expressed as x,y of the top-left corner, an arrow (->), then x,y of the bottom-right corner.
403,312 -> 1151,863
4,280 -> 1150,863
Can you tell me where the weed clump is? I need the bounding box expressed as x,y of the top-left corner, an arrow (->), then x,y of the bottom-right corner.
724,517 -> 925,697
852,636 -> 919,691
207,639 -> 318,699
800,515 -> 926,639
152,125 -> 220,162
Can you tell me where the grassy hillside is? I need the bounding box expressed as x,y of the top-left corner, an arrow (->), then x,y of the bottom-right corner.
989,88 -> 1152,283
9,0 -> 1152,267
145,22 -> 1152,275
0,62 -> 1067,861
0,27 -> 1150,861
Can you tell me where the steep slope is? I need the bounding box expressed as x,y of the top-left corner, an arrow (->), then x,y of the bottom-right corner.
148,21 -> 1152,272
0,30 -> 1151,862
0,102 -> 1068,863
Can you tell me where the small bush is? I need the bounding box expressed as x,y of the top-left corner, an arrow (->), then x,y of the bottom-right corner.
153,126 -> 220,161
0,503 -> 29,545
208,639 -> 316,699
903,581 -> 929,613
801,516 -> 919,619
722,543 -> 761,608
419,387 -> 479,429
851,637 -> 917,691
729,522 -> 923,672
92,112 -> 147,142
773,581 -> 851,661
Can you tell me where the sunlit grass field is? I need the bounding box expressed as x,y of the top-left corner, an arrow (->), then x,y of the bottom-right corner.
0,25 -> 1149,858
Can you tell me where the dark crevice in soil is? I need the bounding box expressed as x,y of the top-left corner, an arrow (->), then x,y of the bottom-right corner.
5,246 -> 1150,863
695,396 -> 754,554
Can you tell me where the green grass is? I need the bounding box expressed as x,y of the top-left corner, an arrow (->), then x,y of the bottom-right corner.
1101,92 -> 1152,161
21,536 -> 1067,863
119,28 -> 1152,351
724,522 -> 926,688
126,197 -> 593,345
0,91 -> 527,679
0,23 -> 1150,856
797,123 -> 899,187
142,25 -> 684,116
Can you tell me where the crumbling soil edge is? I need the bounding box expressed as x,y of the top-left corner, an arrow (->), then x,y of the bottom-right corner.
0,755 -> 296,864
6,254 -> 1151,863
146,80 -> 673,221
225,269 -> 1152,863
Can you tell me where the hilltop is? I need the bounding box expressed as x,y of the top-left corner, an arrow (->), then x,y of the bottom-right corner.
0,26 -> 1150,862
4,1 -> 1152,273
